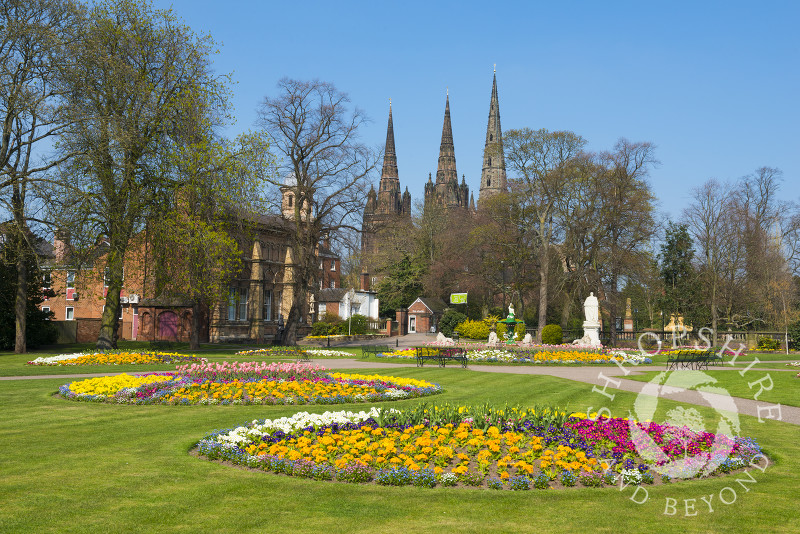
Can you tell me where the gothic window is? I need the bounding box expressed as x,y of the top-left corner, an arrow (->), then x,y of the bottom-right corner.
263,289 -> 272,322
487,178 -> 491,187
488,157 -> 492,166
489,134 -> 493,141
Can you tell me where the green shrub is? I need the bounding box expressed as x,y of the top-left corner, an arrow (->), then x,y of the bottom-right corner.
788,320 -> 800,350
757,336 -> 779,351
310,322 -> 333,336
496,321 -> 507,338
439,309 -> 467,337
345,314 -> 370,335
455,319 -> 490,340
514,322 -> 526,340
541,324 -> 563,345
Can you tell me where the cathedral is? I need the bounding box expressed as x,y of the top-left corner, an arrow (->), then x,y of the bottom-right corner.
361,71 -> 508,262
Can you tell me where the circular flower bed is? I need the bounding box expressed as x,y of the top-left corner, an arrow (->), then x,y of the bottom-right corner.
196,404 -> 764,490
58,362 -> 441,405
28,351 -> 205,366
377,348 -> 652,365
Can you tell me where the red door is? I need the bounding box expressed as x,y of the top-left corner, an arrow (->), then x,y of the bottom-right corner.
158,311 -> 178,341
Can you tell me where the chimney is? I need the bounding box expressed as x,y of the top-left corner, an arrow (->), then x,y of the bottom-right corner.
53,230 -> 69,263
323,236 -> 330,250
360,269 -> 370,292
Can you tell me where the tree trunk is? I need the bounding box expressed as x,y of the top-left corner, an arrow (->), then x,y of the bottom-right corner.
14,253 -> 27,354
97,252 -> 125,349
189,301 -> 201,350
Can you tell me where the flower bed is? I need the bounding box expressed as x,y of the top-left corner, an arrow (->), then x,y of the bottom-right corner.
377,348 -> 652,365
196,403 -> 763,490
27,351 -> 205,366
58,362 -> 441,405
234,348 -> 306,357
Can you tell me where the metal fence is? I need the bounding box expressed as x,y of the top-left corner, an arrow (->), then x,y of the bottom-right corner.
527,328 -> 793,348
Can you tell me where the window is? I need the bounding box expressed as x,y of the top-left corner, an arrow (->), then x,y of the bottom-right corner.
330,280 -> 335,289
42,306 -> 50,319
66,271 -> 75,289
42,271 -> 51,289
319,279 -> 323,289
263,289 -> 272,322
288,194 -> 293,208
489,134 -> 493,141
318,303 -> 326,315
330,260 -> 336,271
65,307 -> 74,321
488,157 -> 492,166
487,178 -> 491,187
238,288 -> 248,321
319,260 -> 323,269
227,288 -> 237,321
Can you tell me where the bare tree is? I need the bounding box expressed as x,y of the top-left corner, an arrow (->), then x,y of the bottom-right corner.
257,78 -> 378,345
504,128 -> 586,340
0,0 -> 79,353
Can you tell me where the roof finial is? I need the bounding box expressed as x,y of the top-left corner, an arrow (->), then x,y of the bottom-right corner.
493,63 -> 496,73
446,86 -> 449,96
389,97 -> 392,109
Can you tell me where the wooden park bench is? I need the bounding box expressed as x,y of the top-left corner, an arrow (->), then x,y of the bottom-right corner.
666,349 -> 718,371
362,345 -> 391,359
415,346 -> 468,368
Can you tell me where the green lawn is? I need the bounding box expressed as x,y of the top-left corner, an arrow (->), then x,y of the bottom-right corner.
625,368 -> 800,408
0,351 -> 797,533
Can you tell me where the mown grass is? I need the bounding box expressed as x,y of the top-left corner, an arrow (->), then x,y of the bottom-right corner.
624,368 -> 800,408
0,351 -> 797,533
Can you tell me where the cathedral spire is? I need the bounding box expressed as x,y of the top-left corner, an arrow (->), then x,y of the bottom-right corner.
436,92 -> 458,185
478,69 -> 507,207
379,100 -> 398,187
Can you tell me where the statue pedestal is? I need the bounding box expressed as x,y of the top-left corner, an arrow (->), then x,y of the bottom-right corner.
582,320 -> 602,348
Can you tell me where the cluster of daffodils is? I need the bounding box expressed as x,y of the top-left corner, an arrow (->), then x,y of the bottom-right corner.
59,363 -> 441,406
28,351 -> 204,366
196,406 -> 763,490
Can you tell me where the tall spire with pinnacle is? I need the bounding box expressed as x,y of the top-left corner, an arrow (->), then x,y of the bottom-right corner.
435,92 -> 458,186
379,99 -> 398,187
478,68 -> 507,206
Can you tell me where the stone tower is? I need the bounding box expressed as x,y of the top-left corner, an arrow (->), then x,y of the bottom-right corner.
361,101 -> 411,257
478,69 -> 507,206
424,92 -> 470,210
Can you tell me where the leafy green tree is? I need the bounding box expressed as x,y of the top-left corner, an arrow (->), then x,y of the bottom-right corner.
54,0 -> 224,349
375,255 -> 425,317
659,221 -> 702,326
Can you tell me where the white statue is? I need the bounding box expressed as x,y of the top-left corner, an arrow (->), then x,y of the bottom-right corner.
488,331 -> 500,347
573,292 -> 602,348
508,303 -> 515,318
522,333 -> 533,345
584,292 -> 599,324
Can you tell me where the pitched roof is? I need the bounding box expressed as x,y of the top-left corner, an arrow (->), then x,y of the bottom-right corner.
317,287 -> 347,303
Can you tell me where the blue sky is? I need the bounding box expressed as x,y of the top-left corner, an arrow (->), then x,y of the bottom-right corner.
154,0 -> 799,221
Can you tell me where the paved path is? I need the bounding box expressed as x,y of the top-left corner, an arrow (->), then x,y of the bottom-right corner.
4,357 -> 797,426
